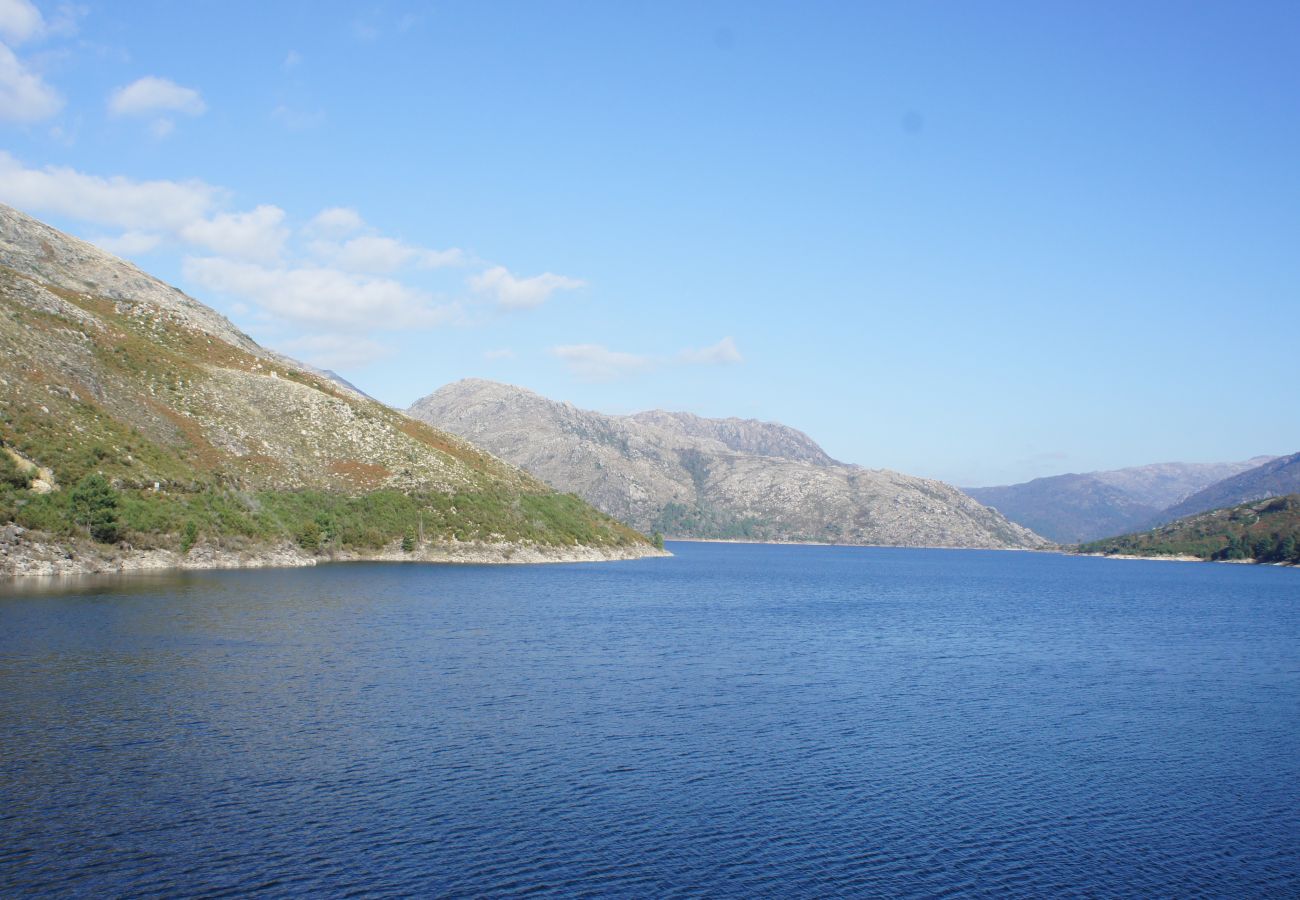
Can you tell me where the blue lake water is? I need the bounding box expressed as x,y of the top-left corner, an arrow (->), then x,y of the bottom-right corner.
1,543 -> 1297,897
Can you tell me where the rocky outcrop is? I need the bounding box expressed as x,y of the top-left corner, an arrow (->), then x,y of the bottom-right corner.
408,379 -> 1049,550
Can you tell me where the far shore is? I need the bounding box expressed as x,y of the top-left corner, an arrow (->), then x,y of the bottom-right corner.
669,538 -> 1296,568
665,536 -> 1050,552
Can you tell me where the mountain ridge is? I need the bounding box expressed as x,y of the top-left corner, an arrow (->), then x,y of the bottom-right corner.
408,378 -> 1049,550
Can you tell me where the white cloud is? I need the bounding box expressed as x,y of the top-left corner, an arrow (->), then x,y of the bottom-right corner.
550,344 -> 654,381
182,256 -> 461,330
0,42 -> 61,121
0,0 -> 42,44
678,336 -> 743,365
469,265 -> 585,310
108,76 -> 205,118
88,230 -> 162,255
279,333 -> 392,369
180,205 -> 288,263
310,234 -> 463,273
0,151 -> 221,229
305,206 -> 364,237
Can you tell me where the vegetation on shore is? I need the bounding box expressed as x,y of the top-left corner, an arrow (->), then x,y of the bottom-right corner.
2,469 -> 644,554
1077,494 -> 1300,564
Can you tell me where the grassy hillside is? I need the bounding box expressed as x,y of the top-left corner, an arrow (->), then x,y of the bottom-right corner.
1078,495 -> 1300,563
0,207 -> 647,561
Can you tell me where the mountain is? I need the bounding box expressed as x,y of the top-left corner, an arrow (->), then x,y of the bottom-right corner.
1079,494 -> 1300,564
964,457 -> 1274,544
1155,452 -> 1300,524
0,203 -> 654,575
407,379 -> 1048,549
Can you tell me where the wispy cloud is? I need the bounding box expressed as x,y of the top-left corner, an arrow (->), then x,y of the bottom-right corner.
87,230 -> 162,255
180,205 -> 289,264
551,336 -> 744,381
108,75 -> 205,117
0,150 -> 222,230
279,333 -> 392,369
0,42 -> 61,121
309,234 -> 463,274
469,265 -> 585,310
550,344 -> 654,381
678,336 -> 743,365
182,256 -> 462,330
305,206 -> 364,237
270,103 -> 324,131
0,0 -> 45,45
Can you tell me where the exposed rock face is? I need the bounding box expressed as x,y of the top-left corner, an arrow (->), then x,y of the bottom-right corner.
965,457 -> 1279,544
408,379 -> 1049,549
629,410 -> 837,466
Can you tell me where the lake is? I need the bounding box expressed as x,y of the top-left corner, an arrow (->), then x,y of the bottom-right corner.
1,543 -> 1296,896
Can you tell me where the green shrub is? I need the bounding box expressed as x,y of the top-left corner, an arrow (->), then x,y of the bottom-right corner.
70,473 -> 120,544
180,520 -> 198,553
0,451 -> 31,490
296,520 -> 322,552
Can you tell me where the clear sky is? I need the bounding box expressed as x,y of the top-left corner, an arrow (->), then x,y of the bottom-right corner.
0,0 -> 1296,486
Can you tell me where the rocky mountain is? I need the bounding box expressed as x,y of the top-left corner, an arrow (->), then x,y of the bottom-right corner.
1079,494 -> 1300,565
1156,452 -> 1300,524
628,410 -> 837,466
0,203 -> 653,575
964,457 -> 1274,544
407,379 -> 1048,549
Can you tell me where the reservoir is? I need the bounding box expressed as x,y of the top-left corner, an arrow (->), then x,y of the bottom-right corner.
1,543 -> 1296,896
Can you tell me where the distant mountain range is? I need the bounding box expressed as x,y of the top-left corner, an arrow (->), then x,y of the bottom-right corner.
964,456 -> 1285,543
1157,452 -> 1300,523
408,379 -> 1049,550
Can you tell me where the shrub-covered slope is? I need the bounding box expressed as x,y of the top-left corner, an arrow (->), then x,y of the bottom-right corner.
1078,495 -> 1300,564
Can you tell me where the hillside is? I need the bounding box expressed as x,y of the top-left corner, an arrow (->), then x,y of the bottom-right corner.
407,379 -> 1049,550
0,204 -> 654,575
964,457 -> 1273,543
1078,495 -> 1300,564
1156,452 -> 1300,524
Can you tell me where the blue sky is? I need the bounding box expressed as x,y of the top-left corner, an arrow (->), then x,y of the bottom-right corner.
0,1 -> 1296,486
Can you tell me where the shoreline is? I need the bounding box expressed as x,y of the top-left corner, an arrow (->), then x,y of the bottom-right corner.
1076,551 -> 1295,567
0,531 -> 670,581
665,537 -> 1051,552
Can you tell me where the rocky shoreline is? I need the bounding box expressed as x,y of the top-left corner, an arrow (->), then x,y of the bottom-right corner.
0,525 -> 670,580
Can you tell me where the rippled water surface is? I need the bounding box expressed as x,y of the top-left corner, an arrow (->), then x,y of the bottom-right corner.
1,544 -> 1297,896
